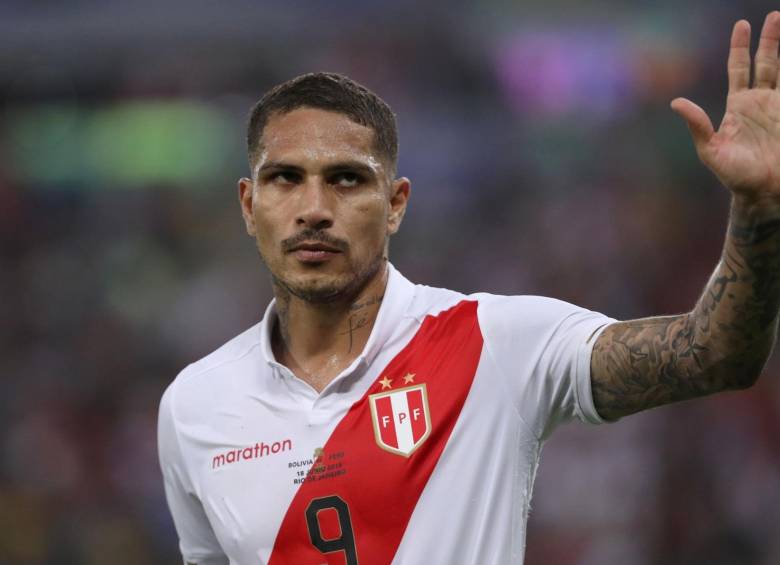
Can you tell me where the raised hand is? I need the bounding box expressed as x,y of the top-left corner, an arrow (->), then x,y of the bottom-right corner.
671,12 -> 780,199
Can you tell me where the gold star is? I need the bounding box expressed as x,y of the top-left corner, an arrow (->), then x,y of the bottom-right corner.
403,373 -> 416,384
379,376 -> 393,389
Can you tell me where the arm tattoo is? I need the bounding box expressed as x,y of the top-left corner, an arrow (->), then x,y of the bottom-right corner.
591,199 -> 780,420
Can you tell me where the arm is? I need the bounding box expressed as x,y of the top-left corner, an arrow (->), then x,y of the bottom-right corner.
591,12 -> 780,420
158,385 -> 230,565
592,196 -> 780,420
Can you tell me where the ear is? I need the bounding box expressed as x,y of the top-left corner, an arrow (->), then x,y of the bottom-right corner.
238,177 -> 257,236
387,177 -> 411,235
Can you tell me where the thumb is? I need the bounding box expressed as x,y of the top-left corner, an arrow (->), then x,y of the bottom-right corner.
670,97 -> 715,149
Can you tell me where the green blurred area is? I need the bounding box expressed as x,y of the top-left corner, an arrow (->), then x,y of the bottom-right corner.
6,101 -> 238,188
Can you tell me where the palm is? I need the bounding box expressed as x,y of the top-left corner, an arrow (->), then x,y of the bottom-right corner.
710,89 -> 780,192
672,12 -> 780,197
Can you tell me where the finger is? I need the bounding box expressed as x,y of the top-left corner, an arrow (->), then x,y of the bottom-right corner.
728,20 -> 751,93
671,97 -> 715,147
754,11 -> 780,88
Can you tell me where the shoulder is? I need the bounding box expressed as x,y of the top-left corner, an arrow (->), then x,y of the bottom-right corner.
472,293 -> 595,335
471,293 -> 614,365
160,322 -> 265,426
405,280 -> 590,333
181,321 -> 264,379
406,281 -> 470,321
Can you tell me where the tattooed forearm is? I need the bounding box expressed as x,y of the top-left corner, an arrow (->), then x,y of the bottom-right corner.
591,197 -> 780,420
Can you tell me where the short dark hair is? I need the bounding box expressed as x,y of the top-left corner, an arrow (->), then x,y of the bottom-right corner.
246,72 -> 398,176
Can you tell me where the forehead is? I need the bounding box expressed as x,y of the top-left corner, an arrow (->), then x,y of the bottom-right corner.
258,107 -> 378,164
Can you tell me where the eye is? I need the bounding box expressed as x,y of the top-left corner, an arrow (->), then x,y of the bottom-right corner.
268,171 -> 301,185
331,171 -> 363,188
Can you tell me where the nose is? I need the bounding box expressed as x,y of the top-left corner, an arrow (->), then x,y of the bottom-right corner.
295,176 -> 334,230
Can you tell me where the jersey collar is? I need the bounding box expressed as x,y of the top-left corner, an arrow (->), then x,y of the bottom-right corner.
259,262 -> 416,381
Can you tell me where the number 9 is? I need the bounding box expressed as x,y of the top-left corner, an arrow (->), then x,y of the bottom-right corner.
305,495 -> 358,564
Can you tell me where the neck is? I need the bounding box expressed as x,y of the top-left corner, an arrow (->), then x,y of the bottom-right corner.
271,263 -> 389,392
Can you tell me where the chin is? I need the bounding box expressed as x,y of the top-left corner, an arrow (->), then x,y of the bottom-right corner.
273,257 -> 384,304
268,269 -> 350,303
289,275 -> 350,303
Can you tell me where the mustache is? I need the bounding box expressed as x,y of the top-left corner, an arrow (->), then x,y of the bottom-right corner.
281,229 -> 349,253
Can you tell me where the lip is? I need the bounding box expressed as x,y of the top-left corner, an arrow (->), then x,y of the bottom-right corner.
290,242 -> 341,253
288,241 -> 342,263
292,249 -> 340,263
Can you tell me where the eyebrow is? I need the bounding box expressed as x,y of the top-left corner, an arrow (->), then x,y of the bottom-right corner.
258,160 -> 379,177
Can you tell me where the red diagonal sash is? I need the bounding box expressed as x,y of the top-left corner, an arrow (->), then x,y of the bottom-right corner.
268,300 -> 483,564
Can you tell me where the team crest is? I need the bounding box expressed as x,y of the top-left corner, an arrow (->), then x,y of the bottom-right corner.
369,383 -> 431,457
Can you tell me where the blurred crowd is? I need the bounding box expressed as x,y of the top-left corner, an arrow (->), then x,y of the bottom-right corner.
2,1 -> 779,564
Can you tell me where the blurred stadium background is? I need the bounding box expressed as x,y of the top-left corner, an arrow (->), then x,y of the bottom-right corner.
2,0 -> 779,563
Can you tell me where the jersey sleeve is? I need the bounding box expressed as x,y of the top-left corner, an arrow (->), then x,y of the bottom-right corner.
158,382 -> 229,565
477,294 -> 617,441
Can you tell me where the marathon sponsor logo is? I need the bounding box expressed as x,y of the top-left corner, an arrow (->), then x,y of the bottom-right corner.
212,438 -> 292,469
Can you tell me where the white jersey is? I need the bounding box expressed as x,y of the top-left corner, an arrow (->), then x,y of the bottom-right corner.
158,264 -> 615,565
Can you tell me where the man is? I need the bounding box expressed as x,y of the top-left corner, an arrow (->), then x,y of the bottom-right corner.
158,12 -> 780,564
